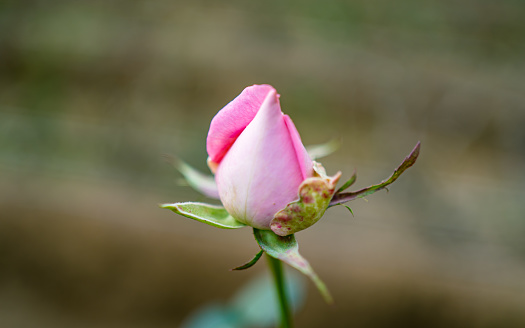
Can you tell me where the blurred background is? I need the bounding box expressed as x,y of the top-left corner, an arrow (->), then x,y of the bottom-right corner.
1,0 -> 525,327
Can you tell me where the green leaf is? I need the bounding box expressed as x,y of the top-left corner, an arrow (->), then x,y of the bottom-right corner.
164,155 -> 219,199
253,229 -> 333,304
177,161 -> 219,199
231,250 -> 264,271
231,272 -> 306,327
306,139 -> 340,160
329,141 -> 421,207
161,202 -> 247,229
343,205 -> 354,217
335,169 -> 357,193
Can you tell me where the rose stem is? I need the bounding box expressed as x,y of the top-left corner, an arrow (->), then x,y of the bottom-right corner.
266,253 -> 293,328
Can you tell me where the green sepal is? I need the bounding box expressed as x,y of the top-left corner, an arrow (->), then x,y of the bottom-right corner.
178,160 -> 219,199
231,250 -> 264,271
160,202 -> 246,229
271,162 -> 341,236
336,169 -> 357,193
342,205 -> 354,216
306,139 -> 340,160
164,155 -> 219,199
253,228 -> 333,304
329,141 -> 421,206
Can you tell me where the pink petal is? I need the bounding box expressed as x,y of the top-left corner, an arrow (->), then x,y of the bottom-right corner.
215,89 -> 305,229
206,84 -> 275,168
283,115 -> 313,180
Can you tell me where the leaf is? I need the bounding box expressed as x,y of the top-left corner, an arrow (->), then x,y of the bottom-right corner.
329,141 -> 421,206
181,273 -> 307,328
253,229 -> 333,304
160,202 -> 247,229
231,250 -> 264,271
343,205 -> 354,217
231,272 -> 306,327
180,304 -> 239,328
335,169 -> 357,193
164,155 -> 220,199
306,139 -> 340,160
178,161 -> 220,199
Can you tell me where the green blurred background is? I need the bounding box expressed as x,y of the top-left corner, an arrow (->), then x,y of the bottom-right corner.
1,1 -> 525,327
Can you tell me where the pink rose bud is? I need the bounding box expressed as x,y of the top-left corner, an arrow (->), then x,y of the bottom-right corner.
206,84 -> 313,229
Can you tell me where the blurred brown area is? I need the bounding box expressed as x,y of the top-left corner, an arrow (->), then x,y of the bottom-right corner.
1,0 -> 525,327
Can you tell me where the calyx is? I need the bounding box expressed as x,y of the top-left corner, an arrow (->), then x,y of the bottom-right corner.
270,162 -> 341,236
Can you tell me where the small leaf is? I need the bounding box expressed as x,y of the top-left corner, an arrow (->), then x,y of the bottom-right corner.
161,202 -> 246,229
178,161 -> 220,199
306,139 -> 340,160
329,141 -> 421,207
343,205 -> 354,217
253,229 -> 333,304
164,155 -> 220,199
231,250 -> 264,271
336,169 -> 357,193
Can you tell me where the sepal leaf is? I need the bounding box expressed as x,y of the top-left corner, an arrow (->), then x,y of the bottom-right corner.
253,228 -> 333,304
271,162 -> 341,236
178,161 -> 220,199
340,204 -> 354,216
329,141 -> 421,206
305,139 -> 340,160
336,169 -> 357,193
164,155 -> 219,199
231,250 -> 264,271
161,202 -> 246,229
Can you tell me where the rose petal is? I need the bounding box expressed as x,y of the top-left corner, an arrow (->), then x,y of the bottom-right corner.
283,115 -> 313,180
215,89 -> 305,229
206,84 -> 275,169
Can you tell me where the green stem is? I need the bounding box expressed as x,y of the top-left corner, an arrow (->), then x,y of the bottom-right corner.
266,253 -> 293,328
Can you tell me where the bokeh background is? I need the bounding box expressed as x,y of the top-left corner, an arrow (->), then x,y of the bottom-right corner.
1,1 -> 525,327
